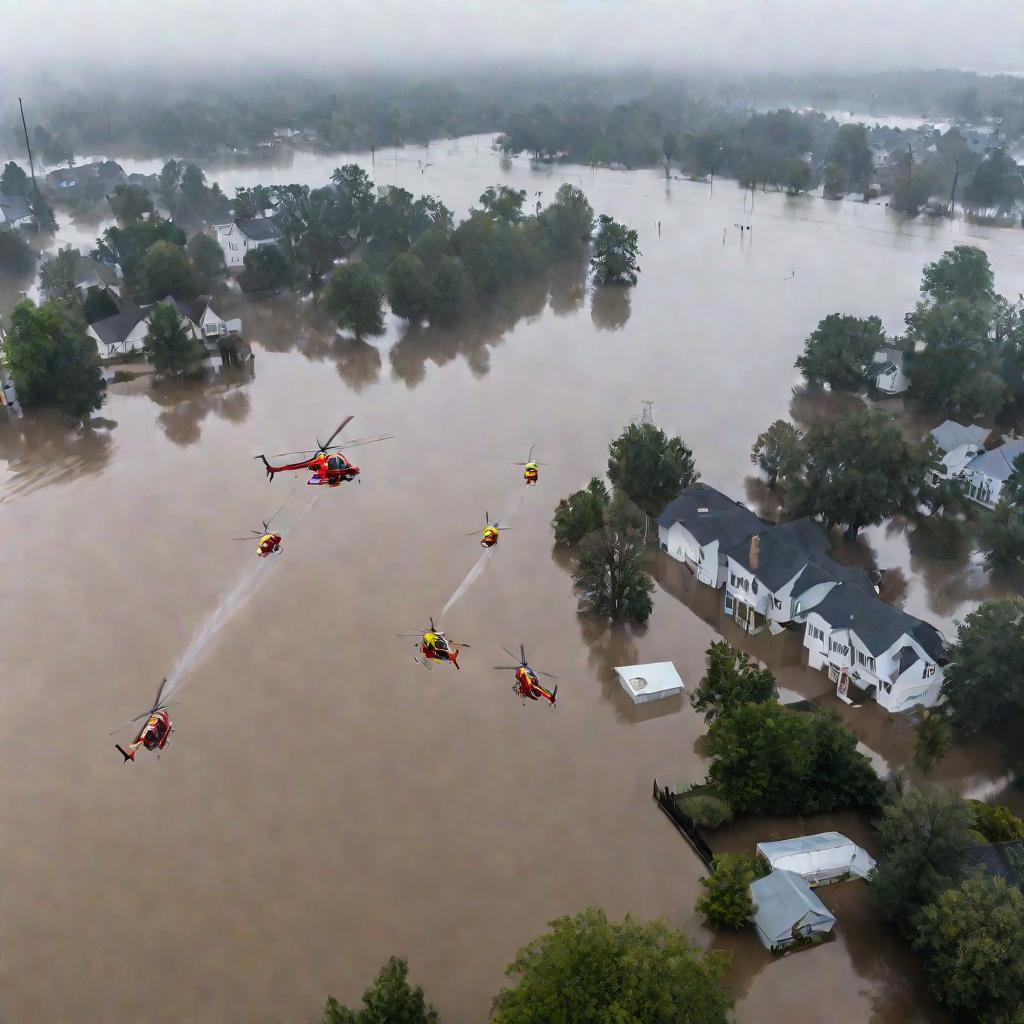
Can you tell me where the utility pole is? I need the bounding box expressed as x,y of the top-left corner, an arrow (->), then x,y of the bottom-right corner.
17,97 -> 37,197
949,157 -> 960,217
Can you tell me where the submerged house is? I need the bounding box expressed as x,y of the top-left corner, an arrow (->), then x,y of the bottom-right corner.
959,438 -> 1024,509
87,297 -> 239,359
756,833 -> 876,885
872,346 -> 908,395
750,870 -> 836,952
210,217 -> 282,269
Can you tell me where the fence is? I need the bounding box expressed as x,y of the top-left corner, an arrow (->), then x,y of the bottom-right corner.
652,779 -> 715,869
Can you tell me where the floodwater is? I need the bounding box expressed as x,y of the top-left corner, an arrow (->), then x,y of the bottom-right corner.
2,139 -> 1023,1024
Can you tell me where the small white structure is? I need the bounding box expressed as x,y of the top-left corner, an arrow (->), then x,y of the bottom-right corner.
757,832 -> 876,884
614,662 -> 683,704
0,193 -> 36,228
928,419 -> 990,486
210,217 -> 282,268
872,347 -> 908,395
750,870 -> 836,952
960,438 -> 1024,509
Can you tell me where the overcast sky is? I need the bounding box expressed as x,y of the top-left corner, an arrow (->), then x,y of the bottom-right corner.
3,0 -> 1024,81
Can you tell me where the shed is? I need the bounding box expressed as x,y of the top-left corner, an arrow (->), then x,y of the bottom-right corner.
756,832 -> 876,884
750,869 -> 837,951
614,662 -> 683,704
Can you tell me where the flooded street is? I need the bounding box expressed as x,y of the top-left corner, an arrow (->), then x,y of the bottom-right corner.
2,141 -> 1023,1024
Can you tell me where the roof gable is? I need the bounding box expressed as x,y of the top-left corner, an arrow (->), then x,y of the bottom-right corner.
656,485 -> 764,546
930,419 -> 990,454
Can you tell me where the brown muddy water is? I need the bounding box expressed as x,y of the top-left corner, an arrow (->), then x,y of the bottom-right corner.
2,141 -> 1023,1024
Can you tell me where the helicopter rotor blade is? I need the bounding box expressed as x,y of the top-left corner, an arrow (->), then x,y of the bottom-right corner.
520,644 -> 526,664
265,448 -> 320,460
537,671 -> 559,680
499,645 -> 520,663
493,665 -> 520,671
262,490 -> 295,530
320,414 -> 354,451
323,433 -> 394,452
153,678 -> 169,710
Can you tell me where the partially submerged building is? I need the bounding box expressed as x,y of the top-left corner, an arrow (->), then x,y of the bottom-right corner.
750,869 -> 836,952
756,832 -> 876,884
87,296 -> 240,359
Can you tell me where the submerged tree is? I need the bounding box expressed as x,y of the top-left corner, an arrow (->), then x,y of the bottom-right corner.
144,302 -> 204,376
750,419 -> 803,487
607,421 -> 699,516
795,313 -> 886,389
39,247 -> 83,306
109,183 -> 154,223
323,262 -> 385,338
590,214 -> 640,286
978,499 -> 1024,570
572,495 -> 654,624
540,183 -> 594,256
913,708 -> 953,774
920,245 -> 995,305
187,232 -> 225,289
0,226 -> 36,278
492,908 -> 732,1024
696,853 -> 761,929
690,641 -> 777,722
0,161 -> 30,197
552,477 -> 610,546
479,184 -> 527,223
322,956 -> 439,1024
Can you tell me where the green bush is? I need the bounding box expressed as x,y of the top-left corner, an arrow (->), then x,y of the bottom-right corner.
679,795 -> 734,829
970,800 -> 1024,843
696,853 -> 761,929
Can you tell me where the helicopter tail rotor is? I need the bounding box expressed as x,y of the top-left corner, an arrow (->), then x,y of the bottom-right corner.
115,743 -> 135,764
255,455 -> 275,481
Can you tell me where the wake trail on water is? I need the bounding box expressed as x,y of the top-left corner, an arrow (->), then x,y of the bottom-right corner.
162,490 -> 323,703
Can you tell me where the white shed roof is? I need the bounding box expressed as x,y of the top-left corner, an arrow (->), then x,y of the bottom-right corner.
750,870 -> 836,946
614,662 -> 683,703
757,831 -> 876,880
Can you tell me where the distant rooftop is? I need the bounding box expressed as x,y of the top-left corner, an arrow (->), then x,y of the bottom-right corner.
930,419 -> 990,454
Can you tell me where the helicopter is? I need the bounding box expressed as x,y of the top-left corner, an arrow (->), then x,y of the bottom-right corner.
255,415 -> 392,487
468,511 -> 510,548
513,445 -> 547,485
233,493 -> 292,557
398,618 -> 470,669
112,678 -> 174,763
494,645 -> 558,706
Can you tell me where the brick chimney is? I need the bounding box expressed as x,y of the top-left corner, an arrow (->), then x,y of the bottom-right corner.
749,534 -> 760,571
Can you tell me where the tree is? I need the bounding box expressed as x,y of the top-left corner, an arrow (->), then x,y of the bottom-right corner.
705,702 -> 880,816
591,214 -> 640,285
540,183 -> 594,256
892,152 -> 939,215
1,300 -> 105,420
492,908 -> 732,1024
157,159 -> 183,211
479,185 -> 527,223
1,161 -> 30,196
696,853 -> 760,929
1002,451 -> 1024,508
783,158 -> 811,195
871,784 -> 974,932
914,708 -> 953,773
784,406 -> 937,537
386,252 -> 435,321
827,123 -> 873,190
187,232 -> 225,289
322,956 -> 439,1024
0,226 -> 35,278
970,801 -> 1024,843
552,477 -> 610,546
239,244 -> 292,293
274,184 -> 349,289
964,149 -> 1024,214
912,872 -> 1024,1024
427,255 -> 470,323
232,185 -> 276,221
109,184 -> 154,223
607,421 -> 699,516
690,641 -> 777,722
921,245 -> 995,305
919,477 -> 971,520
941,598 -> 1024,737
39,247 -> 82,306
822,162 -> 846,198
662,131 -> 680,176
572,495 -> 655,623
323,262 -> 385,338
750,419 -> 803,487
141,240 -> 197,301
330,164 -> 376,234
92,216 -> 186,294
978,500 -> 1024,570
795,313 -> 887,389
144,302 -> 204,376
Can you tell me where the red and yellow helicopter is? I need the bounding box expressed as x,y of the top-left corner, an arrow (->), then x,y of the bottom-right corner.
399,618 -> 470,669
468,511 -> 510,549
255,415 -> 392,487
494,645 -> 558,706
233,494 -> 292,557
112,678 -> 174,763
513,445 -> 547,486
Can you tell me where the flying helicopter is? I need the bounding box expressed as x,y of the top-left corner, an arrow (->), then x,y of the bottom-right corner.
494,645 -> 558,706
112,678 -> 174,763
468,511 -> 510,548
513,445 -> 547,485
255,415 -> 392,487
398,618 -> 470,669
233,493 -> 292,557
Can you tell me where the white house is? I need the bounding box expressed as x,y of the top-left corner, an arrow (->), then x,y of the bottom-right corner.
656,484 -> 763,588
873,347 -> 908,395
927,420 -> 990,485
802,582 -> 946,711
210,217 -> 282,268
0,194 -> 36,228
750,870 -> 836,952
959,438 -> 1024,509
756,833 -> 876,885
87,296 -> 239,359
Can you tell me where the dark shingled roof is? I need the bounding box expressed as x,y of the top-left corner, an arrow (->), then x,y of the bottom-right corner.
89,307 -> 147,347
965,841 -> 1024,886
236,217 -> 280,241
812,583 -> 945,661
0,194 -> 33,223
656,485 -> 764,547
158,295 -> 213,325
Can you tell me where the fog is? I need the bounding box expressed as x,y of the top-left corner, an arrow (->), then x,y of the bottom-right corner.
2,0 -> 1023,85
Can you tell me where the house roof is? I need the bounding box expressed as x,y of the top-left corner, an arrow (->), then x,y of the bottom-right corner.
758,832 -> 854,859
95,160 -> 126,180
157,295 -> 213,325
812,582 -> 945,661
89,307 -> 147,348
965,841 -> 1024,886
236,217 -> 281,241
930,419 -> 990,454
757,831 -> 877,880
656,484 -> 764,547
0,194 -> 33,223
966,440 -> 1024,483
750,870 -> 836,943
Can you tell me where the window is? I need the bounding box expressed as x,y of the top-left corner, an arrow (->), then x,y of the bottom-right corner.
924,663 -> 936,678
729,573 -> 748,591
752,579 -> 759,595
773,598 -> 783,611
808,625 -> 825,642
856,650 -> 876,672
829,639 -> 849,657
794,601 -> 802,615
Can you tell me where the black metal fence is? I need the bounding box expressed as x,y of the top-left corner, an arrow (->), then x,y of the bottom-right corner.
652,779 -> 715,869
